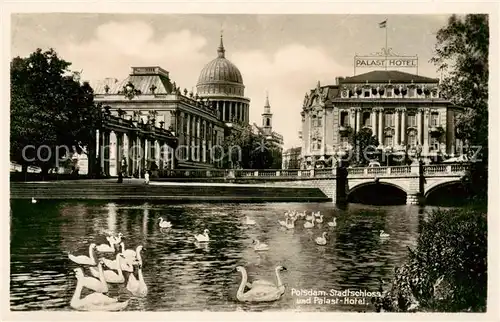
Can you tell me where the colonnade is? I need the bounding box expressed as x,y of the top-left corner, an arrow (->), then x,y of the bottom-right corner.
214,100 -> 249,123
180,112 -> 218,164
97,130 -> 175,177
349,107 -> 432,148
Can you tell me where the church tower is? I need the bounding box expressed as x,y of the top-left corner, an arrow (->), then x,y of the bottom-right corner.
261,92 -> 273,136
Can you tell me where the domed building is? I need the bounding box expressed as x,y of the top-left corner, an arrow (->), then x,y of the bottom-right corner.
197,35 -> 250,124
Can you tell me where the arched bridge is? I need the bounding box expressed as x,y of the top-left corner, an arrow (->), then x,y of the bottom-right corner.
156,163 -> 470,205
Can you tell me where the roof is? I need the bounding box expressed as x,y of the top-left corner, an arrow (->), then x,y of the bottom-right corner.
340,70 -> 439,84
90,69 -> 174,95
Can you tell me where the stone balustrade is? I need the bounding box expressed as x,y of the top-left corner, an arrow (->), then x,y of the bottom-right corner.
159,163 -> 470,179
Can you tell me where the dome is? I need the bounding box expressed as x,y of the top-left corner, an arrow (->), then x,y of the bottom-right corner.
196,35 -> 245,97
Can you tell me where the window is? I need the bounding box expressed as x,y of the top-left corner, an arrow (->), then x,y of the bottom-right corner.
430,112 -> 439,126
340,111 -> 349,127
340,135 -> 349,148
311,115 -> 317,127
266,118 -> 270,127
317,116 -> 322,127
364,90 -> 370,97
408,114 -> 417,127
385,112 -> 394,127
408,132 -> 417,146
384,135 -> 393,146
430,137 -> 439,151
363,112 -> 371,127
386,89 -> 393,97
316,138 -> 322,150
409,87 -> 415,97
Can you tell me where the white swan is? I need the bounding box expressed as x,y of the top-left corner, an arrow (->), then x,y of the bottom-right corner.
158,217 -> 172,228
106,232 -> 123,245
245,216 -> 256,225
102,253 -> 134,273
236,266 -> 287,302
380,230 -> 390,238
278,215 -> 288,227
327,217 -> 337,227
298,211 -> 306,219
70,269 -> 128,311
74,265 -> 108,293
31,197 -> 37,204
126,263 -> 148,297
305,213 -> 314,221
303,219 -> 314,229
315,214 -> 324,224
194,229 -> 210,242
315,232 -> 328,246
96,239 -> 115,253
69,243 -> 97,266
285,218 -> 295,229
120,243 -> 142,260
91,255 -> 125,283
245,265 -> 288,289
253,239 -> 269,251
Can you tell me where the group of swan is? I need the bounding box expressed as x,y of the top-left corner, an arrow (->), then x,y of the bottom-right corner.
67,232 -> 148,311
236,266 -> 287,302
158,216 -> 210,243
278,211 -> 337,246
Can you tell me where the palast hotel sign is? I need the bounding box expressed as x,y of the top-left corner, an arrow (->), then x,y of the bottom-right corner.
353,48 -> 419,74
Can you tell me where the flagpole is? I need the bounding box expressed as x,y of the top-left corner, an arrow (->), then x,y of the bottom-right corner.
385,19 -> 388,71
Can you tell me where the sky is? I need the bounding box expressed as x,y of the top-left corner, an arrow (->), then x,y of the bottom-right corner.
11,14 -> 451,149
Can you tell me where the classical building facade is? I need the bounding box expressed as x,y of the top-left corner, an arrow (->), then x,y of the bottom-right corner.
300,70 -> 463,168
282,147 -> 302,169
91,35 -> 251,172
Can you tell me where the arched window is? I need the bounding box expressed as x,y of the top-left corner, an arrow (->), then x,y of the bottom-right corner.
266,118 -> 270,127
363,112 -> 371,127
340,111 -> 349,127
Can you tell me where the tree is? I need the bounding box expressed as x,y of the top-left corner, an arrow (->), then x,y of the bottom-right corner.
222,122 -> 276,169
376,208 -> 487,312
431,14 -> 488,201
431,14 -> 488,153
10,48 -> 102,175
352,127 -> 379,166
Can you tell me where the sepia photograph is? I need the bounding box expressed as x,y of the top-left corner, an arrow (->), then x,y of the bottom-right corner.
5,7 -> 494,318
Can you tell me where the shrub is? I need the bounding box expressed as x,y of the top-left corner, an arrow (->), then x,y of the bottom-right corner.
375,207 -> 487,312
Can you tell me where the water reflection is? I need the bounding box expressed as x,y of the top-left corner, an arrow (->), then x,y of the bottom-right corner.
10,201 -> 445,311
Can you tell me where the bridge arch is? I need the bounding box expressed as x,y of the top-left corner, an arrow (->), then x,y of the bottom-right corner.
348,181 -> 407,205
424,179 -> 465,198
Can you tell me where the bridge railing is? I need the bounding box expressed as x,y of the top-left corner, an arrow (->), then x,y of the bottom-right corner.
158,163 -> 470,179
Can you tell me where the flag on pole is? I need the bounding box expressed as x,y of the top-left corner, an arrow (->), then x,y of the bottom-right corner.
379,19 -> 387,28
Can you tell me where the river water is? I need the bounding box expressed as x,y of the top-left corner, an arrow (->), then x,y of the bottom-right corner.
10,200 -> 445,312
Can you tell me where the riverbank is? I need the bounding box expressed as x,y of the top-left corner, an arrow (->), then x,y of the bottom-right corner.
9,180 -> 330,202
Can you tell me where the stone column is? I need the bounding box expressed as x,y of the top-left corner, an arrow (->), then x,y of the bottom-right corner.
186,113 -> 191,161
400,108 -> 406,145
116,133 -> 122,175
103,131 -> 110,176
98,130 -> 105,176
378,108 -> 384,144
135,135 -> 141,177
321,111 -> 326,155
395,109 -> 400,145
423,108 -> 430,153
155,140 -> 160,170
349,108 -> 356,128
223,101 -> 226,122
417,108 -> 423,145
371,108 -> 377,137
356,108 -> 362,133
196,117 -> 201,162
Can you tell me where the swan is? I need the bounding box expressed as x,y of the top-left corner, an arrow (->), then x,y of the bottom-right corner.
303,219 -> 314,229
69,243 -> 97,266
91,256 -> 125,283
315,214 -> 324,224
31,197 -> 37,204
305,213 -> 314,221
158,217 -> 172,228
315,232 -> 328,246
298,211 -> 306,219
314,211 -> 321,218
127,263 -> 148,297
236,266 -> 287,302
278,216 -> 288,227
245,216 -> 256,225
106,232 -> 123,245
245,265 -> 288,289
194,229 -> 210,242
327,217 -> 337,227
120,243 -> 142,260
102,254 -> 134,273
96,239 -> 116,253
74,265 -> 108,293
380,230 -> 390,238
285,218 -> 295,229
70,268 -> 129,311
253,239 -> 269,251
